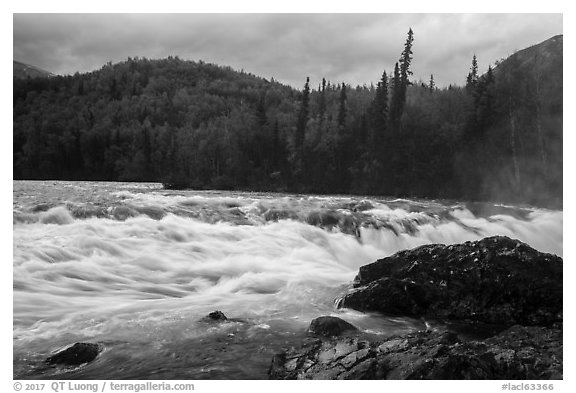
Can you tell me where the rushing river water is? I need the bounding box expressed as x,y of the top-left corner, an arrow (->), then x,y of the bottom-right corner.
12,181 -> 563,379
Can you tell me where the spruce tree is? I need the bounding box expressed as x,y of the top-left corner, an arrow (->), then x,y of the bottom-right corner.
389,62 -> 401,129
318,77 -> 327,124
428,74 -> 435,92
475,65 -> 496,132
295,77 -> 310,158
466,54 -> 478,92
399,28 -> 414,88
338,83 -> 347,130
372,71 -> 389,146
390,28 -> 414,131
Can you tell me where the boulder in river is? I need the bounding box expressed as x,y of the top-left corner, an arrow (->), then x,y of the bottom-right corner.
46,343 -> 102,366
340,236 -> 562,326
307,316 -> 358,337
201,310 -> 228,322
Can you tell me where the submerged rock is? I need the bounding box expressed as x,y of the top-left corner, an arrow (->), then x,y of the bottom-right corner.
307,316 -> 358,337
31,203 -> 52,213
111,206 -> 139,221
306,210 -> 341,229
134,205 -> 166,220
202,310 -> 228,322
70,205 -> 108,219
46,343 -> 101,366
340,236 -> 562,326
263,208 -> 299,222
269,324 -> 562,380
349,200 -> 374,212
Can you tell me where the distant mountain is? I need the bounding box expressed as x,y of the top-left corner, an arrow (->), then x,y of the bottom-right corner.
496,34 -> 562,75
13,60 -> 55,79
493,35 -> 562,112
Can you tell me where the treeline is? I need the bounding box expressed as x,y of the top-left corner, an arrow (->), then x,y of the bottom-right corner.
13,32 -> 562,207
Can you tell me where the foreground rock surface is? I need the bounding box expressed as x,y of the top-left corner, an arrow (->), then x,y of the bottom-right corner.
46,343 -> 102,366
269,324 -> 562,380
340,236 -> 562,326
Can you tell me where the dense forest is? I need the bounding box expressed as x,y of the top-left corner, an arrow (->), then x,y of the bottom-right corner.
13,32 -> 563,208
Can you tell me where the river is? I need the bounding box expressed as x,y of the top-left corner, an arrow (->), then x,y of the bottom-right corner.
13,180 -> 563,379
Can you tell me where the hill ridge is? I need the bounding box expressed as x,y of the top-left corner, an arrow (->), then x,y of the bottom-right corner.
13,60 -> 55,79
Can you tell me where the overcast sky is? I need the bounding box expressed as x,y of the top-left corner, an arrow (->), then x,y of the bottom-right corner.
13,13 -> 562,88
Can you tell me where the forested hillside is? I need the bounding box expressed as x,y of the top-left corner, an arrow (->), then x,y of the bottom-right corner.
13,60 -> 55,79
13,33 -> 562,208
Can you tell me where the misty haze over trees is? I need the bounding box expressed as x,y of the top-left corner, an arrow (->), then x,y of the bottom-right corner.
13,31 -> 562,208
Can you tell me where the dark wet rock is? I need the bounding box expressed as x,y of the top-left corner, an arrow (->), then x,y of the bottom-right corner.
227,207 -> 245,216
340,236 -> 562,326
134,205 -> 166,220
304,210 -> 362,238
269,324 -> 562,380
338,215 -> 362,238
111,206 -> 139,221
443,320 -> 510,340
31,203 -> 52,212
70,205 -> 108,219
306,210 -> 341,229
271,236 -> 563,380
352,200 -> 374,212
362,216 -> 430,237
338,200 -> 374,212
264,208 -> 299,222
178,199 -> 200,207
222,201 -> 242,209
308,316 -> 358,337
46,343 -> 101,366
202,310 -> 228,322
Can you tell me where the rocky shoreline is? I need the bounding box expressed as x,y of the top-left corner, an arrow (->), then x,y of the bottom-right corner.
269,236 -> 563,379
269,319 -> 562,379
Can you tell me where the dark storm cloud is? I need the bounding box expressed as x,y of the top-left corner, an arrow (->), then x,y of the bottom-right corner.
13,13 -> 562,88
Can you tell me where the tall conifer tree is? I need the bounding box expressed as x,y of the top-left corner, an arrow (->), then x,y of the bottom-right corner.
296,77 -> 310,156
466,54 -> 479,92
390,28 -> 414,131
372,71 -> 389,147
429,74 -> 435,92
338,83 -> 347,130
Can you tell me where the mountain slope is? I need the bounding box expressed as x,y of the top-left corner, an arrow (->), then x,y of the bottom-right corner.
473,34 -> 563,207
492,35 -> 562,111
495,35 -> 562,76
13,60 -> 55,79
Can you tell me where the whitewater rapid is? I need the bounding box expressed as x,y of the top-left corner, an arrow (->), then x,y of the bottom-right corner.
13,181 -> 562,379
